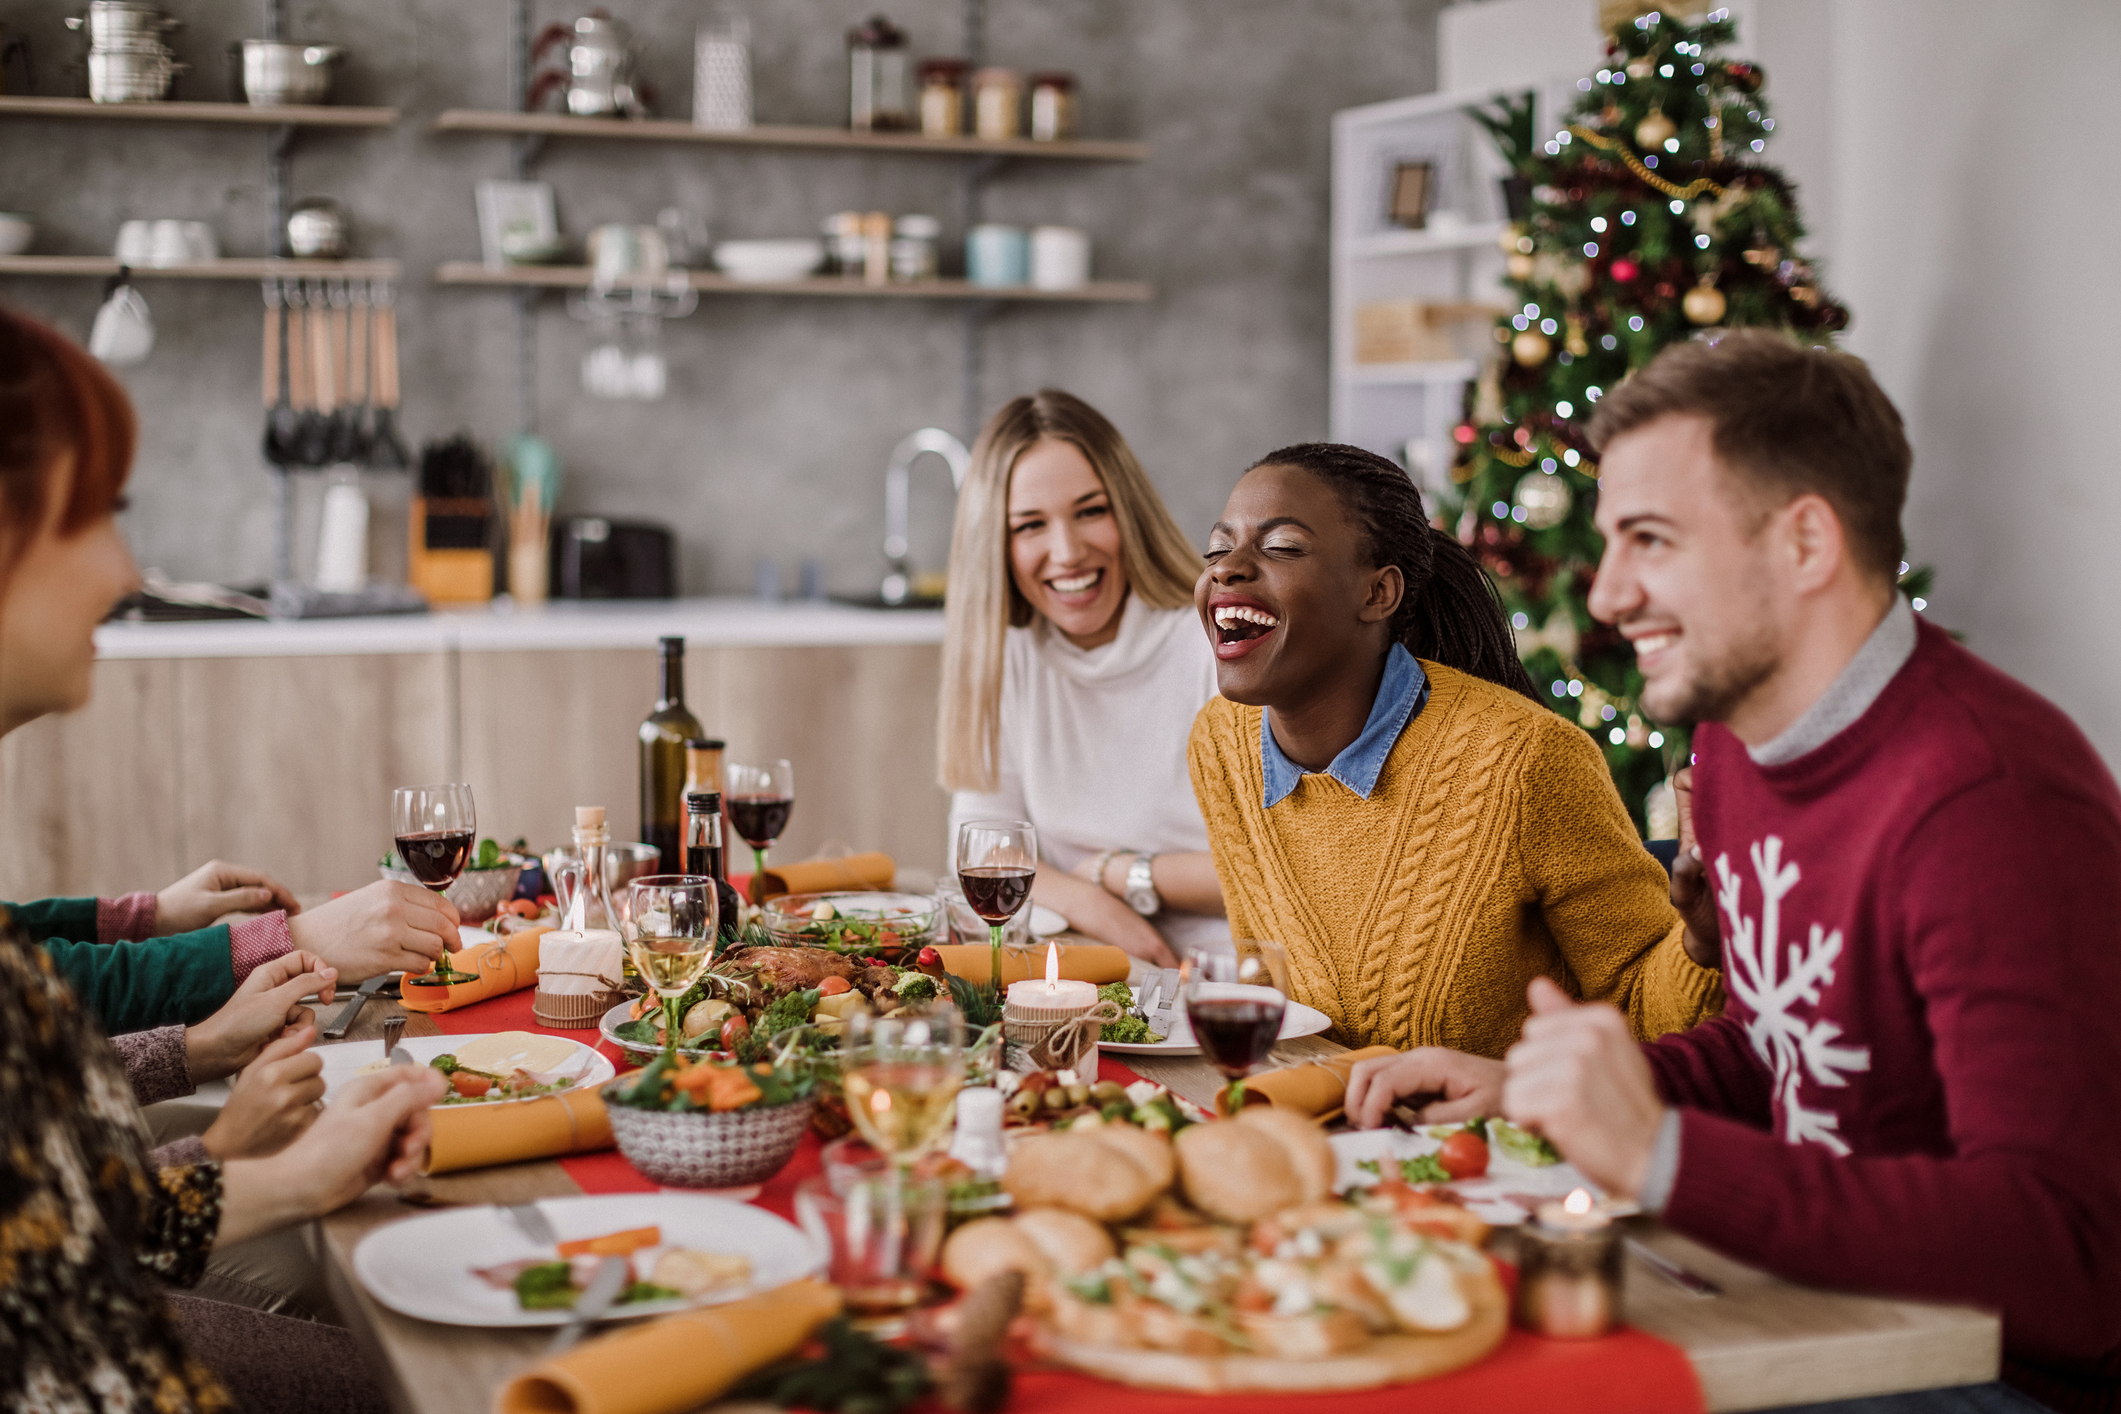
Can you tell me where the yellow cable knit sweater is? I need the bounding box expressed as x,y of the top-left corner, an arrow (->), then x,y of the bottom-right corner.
1189,661 -> 1722,1057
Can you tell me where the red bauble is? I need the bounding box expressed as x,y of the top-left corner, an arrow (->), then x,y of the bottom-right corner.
1609,257 -> 1640,283
1724,61 -> 1763,92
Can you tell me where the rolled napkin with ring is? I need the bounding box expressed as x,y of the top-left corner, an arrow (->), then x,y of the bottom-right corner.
534,926 -> 627,1029
1233,1044 -> 1400,1120
752,851 -> 894,901
496,1278 -> 842,1414
398,927 -> 550,1014
932,942 -> 1130,986
422,1081 -> 614,1174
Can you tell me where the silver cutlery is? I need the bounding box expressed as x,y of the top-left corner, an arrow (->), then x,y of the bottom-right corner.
550,1256 -> 629,1352
504,1202 -> 560,1247
1150,966 -> 1182,1039
381,1014 -> 409,1065
321,974 -> 392,1039
1627,1237 -> 1722,1297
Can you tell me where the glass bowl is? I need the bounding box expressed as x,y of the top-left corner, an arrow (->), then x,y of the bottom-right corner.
760,891 -> 942,962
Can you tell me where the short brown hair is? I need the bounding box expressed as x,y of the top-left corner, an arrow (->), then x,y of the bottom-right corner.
1587,330 -> 1910,580
0,306 -> 135,571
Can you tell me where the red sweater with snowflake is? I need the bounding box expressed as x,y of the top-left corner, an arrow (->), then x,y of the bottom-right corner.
1644,619 -> 2121,1410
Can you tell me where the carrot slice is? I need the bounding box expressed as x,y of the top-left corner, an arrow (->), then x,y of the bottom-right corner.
556,1226 -> 662,1258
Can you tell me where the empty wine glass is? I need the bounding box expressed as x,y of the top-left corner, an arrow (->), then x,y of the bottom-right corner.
392,783 -> 477,985
724,758 -> 795,904
1183,949 -> 1288,1117
628,875 -> 718,1057
955,819 -> 1036,997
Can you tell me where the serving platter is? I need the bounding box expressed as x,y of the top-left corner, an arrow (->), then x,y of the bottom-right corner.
1100,996 -> 1334,1056
351,1193 -> 821,1328
325,1031 -> 615,1106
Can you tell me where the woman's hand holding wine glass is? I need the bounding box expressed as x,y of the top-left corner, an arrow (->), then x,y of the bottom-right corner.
955,819 -> 1037,997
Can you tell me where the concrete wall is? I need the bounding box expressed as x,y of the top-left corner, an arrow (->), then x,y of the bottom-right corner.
0,0 -> 1445,597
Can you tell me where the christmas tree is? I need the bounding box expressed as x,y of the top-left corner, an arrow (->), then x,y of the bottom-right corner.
1451,5 -> 1852,833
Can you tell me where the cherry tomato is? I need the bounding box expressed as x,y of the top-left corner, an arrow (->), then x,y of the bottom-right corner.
720,1014 -> 750,1051
452,1073 -> 493,1098
818,976 -> 852,997
1438,1130 -> 1490,1180
916,946 -> 946,977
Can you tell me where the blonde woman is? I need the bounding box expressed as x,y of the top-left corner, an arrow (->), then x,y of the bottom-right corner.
941,390 -> 1226,967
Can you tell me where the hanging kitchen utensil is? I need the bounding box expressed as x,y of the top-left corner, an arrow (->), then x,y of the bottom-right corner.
367,283 -> 410,471
300,280 -> 337,467
325,280 -> 358,464
260,282 -> 292,468
288,285 -> 326,467
338,282 -> 372,466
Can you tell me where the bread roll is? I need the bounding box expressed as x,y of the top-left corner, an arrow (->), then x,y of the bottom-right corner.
941,1216 -> 1049,1293
1238,1107 -> 1337,1202
1013,1208 -> 1116,1277
1004,1127 -> 1170,1222
1174,1111 -> 1335,1224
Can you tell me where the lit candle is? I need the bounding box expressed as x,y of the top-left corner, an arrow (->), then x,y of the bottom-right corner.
1005,943 -> 1096,1010
1515,1187 -> 1624,1339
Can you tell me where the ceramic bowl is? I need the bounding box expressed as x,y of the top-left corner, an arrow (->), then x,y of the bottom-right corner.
712,238 -> 824,284
0,215 -> 33,256
607,1098 -> 816,1188
378,861 -> 523,923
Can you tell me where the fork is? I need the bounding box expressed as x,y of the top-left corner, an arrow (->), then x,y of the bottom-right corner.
381,1014 -> 408,1065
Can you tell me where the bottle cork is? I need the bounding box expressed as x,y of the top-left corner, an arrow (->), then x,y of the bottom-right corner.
575,806 -> 606,830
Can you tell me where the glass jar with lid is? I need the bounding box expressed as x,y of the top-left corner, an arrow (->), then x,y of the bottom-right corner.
971,67 -> 1022,141
847,15 -> 911,132
918,57 -> 968,137
1029,72 -> 1078,142
891,214 -> 941,281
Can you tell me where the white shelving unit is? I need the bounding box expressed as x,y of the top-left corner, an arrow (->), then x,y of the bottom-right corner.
1329,80 -> 1574,498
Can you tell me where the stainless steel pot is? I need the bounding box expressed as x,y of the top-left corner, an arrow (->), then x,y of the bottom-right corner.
240,40 -> 342,106
67,3 -> 179,50
88,42 -> 182,103
285,197 -> 349,259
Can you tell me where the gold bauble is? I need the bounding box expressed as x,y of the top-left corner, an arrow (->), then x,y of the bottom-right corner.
1682,280 -> 1727,325
1635,107 -> 1677,150
1564,314 -> 1589,357
1511,328 -> 1552,368
1497,225 -> 1525,256
1514,470 -> 1573,531
1506,252 -> 1537,280
1625,56 -> 1655,79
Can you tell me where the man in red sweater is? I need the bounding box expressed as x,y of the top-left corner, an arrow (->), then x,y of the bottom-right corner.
1493,331 -> 2121,1410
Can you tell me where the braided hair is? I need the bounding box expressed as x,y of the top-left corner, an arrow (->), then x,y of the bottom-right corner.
1249,443 -> 1539,701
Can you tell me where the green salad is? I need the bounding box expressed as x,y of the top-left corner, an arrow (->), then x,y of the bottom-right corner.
1096,981 -> 1156,1044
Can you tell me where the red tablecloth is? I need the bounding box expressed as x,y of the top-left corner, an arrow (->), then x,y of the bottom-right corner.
426,992 -> 1704,1414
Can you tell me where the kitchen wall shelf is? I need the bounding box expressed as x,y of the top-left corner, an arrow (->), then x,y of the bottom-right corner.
0,96 -> 398,128
431,108 -> 1146,163
1345,222 -> 1510,260
434,261 -> 1152,303
0,256 -> 402,281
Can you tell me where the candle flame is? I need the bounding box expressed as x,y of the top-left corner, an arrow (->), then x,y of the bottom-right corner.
870,1090 -> 892,1113
1045,941 -> 1060,989
1564,1187 -> 1594,1217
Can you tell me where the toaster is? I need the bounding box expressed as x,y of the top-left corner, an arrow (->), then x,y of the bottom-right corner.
550,517 -> 676,599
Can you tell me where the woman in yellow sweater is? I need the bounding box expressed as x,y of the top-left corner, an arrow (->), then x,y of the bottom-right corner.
1188,443 -> 1719,1062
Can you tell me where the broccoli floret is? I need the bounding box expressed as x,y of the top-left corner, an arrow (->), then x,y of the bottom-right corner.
755,987 -> 821,1040
892,974 -> 939,1005
1097,981 -> 1134,1009
1101,1013 -> 1153,1045
428,1053 -> 459,1075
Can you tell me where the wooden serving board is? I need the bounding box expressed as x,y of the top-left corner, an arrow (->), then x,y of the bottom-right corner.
1037,1262 -> 1508,1393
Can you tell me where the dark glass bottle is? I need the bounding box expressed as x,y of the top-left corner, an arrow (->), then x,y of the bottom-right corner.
639,636 -> 703,871
684,790 -> 745,946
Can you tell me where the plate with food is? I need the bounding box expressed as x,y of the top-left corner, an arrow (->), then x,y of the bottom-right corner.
1328,1118 -> 1624,1226
945,1103 -> 1506,1390
1096,982 -> 1335,1056
332,1031 -> 615,1106
351,1193 -> 821,1328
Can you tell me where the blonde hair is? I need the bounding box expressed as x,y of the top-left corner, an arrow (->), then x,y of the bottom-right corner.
938,390 -> 1202,793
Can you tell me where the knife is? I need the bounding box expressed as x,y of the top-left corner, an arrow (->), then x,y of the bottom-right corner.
1626,1237 -> 1723,1297
550,1255 -> 630,1352
1150,966 -> 1182,1039
321,974 -> 392,1040
505,1201 -> 560,1247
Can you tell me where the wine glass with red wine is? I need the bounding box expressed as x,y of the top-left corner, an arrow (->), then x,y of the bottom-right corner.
1183,949 -> 1288,1116
724,758 -> 795,904
955,819 -> 1037,997
392,783 -> 477,985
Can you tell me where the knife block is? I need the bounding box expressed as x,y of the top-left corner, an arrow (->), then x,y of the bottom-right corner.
409,497 -> 494,604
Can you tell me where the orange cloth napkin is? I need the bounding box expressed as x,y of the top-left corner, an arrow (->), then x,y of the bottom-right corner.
496,1278 -> 842,1414
398,927 -> 549,1014
422,1080 -> 613,1175
931,942 -> 1131,986
756,852 -> 894,900
1239,1045 -> 1400,1119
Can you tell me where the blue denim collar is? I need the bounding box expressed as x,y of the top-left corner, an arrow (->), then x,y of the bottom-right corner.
1261,643 -> 1430,808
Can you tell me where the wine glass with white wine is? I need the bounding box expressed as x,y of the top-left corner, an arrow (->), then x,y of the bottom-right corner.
627,876 -> 718,1058
841,1008 -> 965,1168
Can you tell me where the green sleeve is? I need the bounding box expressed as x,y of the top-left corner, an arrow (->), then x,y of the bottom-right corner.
40,926 -> 236,1032
6,897 -> 102,944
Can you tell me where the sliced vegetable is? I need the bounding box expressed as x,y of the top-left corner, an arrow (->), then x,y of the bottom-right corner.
1437,1130 -> 1490,1180
817,976 -> 852,997
557,1226 -> 661,1259
1490,1119 -> 1563,1167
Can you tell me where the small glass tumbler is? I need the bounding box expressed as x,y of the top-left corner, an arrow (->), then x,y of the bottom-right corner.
796,1172 -> 945,1335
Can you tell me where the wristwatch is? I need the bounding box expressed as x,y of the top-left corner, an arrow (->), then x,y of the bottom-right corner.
1124,852 -> 1162,916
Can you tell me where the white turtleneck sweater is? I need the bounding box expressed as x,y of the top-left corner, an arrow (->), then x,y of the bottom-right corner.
947,596 -> 1230,955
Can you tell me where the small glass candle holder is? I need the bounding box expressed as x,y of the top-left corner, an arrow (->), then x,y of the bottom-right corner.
1514,1187 -> 1624,1339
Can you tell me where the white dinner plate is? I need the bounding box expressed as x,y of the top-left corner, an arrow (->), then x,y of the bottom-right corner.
351,1193 -> 822,1328
1099,994 -> 1334,1056
1327,1127 -> 1626,1226
600,999 -> 721,1061
317,1032 -> 616,1106
1029,903 -> 1068,937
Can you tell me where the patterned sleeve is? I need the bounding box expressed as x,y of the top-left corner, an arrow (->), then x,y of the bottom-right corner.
109,1026 -> 195,1107
138,1160 -> 225,1288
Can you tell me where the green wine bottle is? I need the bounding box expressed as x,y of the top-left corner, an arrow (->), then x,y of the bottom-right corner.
638,636 -> 703,872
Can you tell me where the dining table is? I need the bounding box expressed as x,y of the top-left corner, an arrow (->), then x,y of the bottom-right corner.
306,957 -> 2000,1414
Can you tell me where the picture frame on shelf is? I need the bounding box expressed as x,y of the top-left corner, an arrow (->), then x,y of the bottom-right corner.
1389,161 -> 1432,229
474,179 -> 560,270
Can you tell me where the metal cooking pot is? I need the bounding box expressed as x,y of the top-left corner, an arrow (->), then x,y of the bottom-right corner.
88,43 -> 182,103
285,197 -> 349,259
240,39 -> 342,106
66,3 -> 180,50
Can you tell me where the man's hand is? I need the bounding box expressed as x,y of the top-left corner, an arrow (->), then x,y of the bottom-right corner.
215,1066 -> 445,1246
157,860 -> 301,936
1669,769 -> 1722,969
185,950 -> 337,1084
202,1028 -> 325,1159
1502,978 -> 1666,1198
288,880 -> 461,983
1344,1048 -> 1505,1130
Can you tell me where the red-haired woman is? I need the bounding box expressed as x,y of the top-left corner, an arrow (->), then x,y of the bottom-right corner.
0,306 -> 441,1411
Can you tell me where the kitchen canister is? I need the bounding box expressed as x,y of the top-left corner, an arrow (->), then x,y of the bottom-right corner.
1030,226 -> 1091,290
693,19 -> 752,131
966,224 -> 1028,287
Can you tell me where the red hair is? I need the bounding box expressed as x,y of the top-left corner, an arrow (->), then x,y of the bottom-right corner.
0,305 -> 136,561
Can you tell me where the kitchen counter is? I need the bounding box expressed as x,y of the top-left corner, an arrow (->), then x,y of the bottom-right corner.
93,597 -> 947,659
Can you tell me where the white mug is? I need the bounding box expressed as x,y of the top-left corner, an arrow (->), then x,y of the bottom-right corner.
179,220 -> 217,261
1030,225 -> 1090,290
113,218 -> 155,265
88,282 -> 155,366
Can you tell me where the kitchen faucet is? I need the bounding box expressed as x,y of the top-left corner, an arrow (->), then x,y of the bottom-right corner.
881,427 -> 971,605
